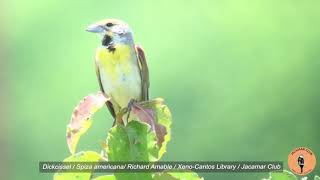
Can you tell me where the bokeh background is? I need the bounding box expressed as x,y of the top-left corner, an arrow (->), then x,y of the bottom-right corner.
4,0 -> 320,179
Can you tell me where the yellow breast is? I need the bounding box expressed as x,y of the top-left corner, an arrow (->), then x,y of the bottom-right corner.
95,44 -> 142,109
96,45 -> 133,81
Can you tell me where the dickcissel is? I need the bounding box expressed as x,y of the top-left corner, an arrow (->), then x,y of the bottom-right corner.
86,19 -> 149,124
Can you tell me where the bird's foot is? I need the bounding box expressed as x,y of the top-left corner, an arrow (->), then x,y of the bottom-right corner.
125,99 -> 137,124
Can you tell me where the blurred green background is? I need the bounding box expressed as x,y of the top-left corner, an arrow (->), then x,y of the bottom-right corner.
5,0 -> 320,179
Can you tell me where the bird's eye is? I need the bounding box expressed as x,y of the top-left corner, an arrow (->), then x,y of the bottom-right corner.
106,23 -> 114,27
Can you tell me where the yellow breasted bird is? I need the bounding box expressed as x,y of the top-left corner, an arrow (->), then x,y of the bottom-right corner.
86,19 -> 149,124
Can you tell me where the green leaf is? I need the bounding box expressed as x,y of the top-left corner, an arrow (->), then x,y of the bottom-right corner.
92,175 -> 116,180
154,171 -> 203,180
131,98 -> 172,159
53,151 -> 103,180
315,175 -> 320,180
263,170 -> 297,180
106,120 -> 159,161
106,120 -> 157,180
66,92 -> 109,154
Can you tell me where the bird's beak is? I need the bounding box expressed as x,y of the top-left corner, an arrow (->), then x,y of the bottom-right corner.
86,24 -> 105,33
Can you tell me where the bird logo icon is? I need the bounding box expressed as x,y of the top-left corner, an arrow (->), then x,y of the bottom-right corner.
288,147 -> 316,176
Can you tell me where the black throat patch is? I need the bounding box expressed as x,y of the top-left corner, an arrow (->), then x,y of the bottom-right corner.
107,45 -> 116,53
102,35 -> 116,53
102,35 -> 112,46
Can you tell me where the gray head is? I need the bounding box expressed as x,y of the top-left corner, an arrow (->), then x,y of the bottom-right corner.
86,19 -> 133,46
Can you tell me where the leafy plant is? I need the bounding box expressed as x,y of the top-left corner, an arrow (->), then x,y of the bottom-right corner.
54,92 -> 203,180
58,92 -> 318,180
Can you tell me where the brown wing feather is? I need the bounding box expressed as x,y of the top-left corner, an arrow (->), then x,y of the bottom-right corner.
135,45 -> 150,101
95,62 -> 116,119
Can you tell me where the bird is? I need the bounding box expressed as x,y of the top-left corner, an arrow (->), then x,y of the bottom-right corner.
86,19 -> 149,125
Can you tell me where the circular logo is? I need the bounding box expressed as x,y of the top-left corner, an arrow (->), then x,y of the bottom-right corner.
288,147 -> 316,176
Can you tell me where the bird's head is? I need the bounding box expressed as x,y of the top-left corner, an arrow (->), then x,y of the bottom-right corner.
86,19 -> 133,46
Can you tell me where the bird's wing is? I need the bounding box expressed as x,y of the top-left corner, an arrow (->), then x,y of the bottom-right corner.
135,45 -> 150,101
95,62 -> 116,119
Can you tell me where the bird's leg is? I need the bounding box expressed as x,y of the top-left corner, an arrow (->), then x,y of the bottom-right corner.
300,165 -> 303,173
115,108 -> 126,126
126,99 -> 137,124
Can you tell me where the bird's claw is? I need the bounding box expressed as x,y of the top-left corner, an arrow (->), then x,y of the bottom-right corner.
125,99 -> 137,124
